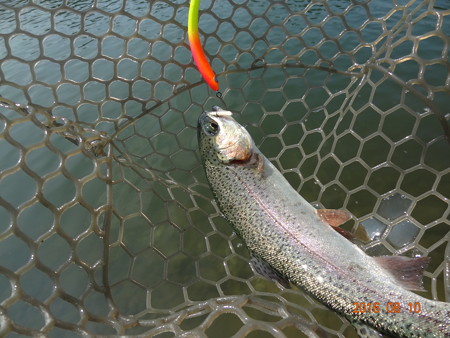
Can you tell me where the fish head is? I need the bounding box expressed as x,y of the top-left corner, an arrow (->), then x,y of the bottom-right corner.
198,106 -> 254,165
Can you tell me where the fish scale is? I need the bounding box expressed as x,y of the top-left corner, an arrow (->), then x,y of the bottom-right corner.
198,108 -> 450,337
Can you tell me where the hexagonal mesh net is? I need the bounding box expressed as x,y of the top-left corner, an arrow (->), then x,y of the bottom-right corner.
0,0 -> 449,336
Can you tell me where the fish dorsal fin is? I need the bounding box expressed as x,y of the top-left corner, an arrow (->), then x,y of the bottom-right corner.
250,254 -> 291,289
374,255 -> 430,291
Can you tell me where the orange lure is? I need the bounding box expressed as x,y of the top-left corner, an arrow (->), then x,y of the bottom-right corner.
188,0 -> 219,91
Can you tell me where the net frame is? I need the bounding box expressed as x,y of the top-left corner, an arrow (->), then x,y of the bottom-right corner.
0,0 -> 449,336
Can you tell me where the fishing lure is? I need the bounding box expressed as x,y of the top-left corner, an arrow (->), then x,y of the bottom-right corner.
188,0 -> 219,91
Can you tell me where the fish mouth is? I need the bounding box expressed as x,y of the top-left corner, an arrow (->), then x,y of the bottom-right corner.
198,107 -> 231,126
208,106 -> 232,118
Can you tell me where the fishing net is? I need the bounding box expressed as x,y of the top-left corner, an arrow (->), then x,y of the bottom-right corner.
0,0 -> 449,336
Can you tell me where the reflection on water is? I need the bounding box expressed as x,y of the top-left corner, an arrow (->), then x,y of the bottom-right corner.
54,10 -> 81,35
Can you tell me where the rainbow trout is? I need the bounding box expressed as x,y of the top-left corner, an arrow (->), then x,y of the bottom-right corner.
197,106 -> 450,337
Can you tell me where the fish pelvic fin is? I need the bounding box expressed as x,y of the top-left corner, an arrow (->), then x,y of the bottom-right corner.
250,254 -> 291,289
317,209 -> 370,242
374,255 -> 430,291
317,209 -> 351,227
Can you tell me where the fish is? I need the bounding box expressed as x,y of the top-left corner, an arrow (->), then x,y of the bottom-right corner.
197,106 -> 450,337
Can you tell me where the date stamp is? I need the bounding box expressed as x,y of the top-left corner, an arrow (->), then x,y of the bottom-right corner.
352,302 -> 422,314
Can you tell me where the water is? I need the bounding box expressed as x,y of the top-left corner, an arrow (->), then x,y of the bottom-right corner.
377,193 -> 412,221
0,0 -> 449,336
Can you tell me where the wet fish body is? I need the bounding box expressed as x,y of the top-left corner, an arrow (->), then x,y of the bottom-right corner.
197,107 -> 450,337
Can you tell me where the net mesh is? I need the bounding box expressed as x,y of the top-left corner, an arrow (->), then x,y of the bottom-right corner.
0,0 -> 449,336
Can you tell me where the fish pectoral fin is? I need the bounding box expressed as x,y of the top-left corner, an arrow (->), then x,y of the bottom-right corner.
245,152 -> 264,174
230,152 -> 264,174
317,209 -> 351,227
250,254 -> 290,289
374,255 -> 430,291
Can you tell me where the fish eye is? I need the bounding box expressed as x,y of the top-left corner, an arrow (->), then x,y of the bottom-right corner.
204,119 -> 219,136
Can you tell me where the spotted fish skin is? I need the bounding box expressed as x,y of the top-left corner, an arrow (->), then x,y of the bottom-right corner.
197,108 -> 450,338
